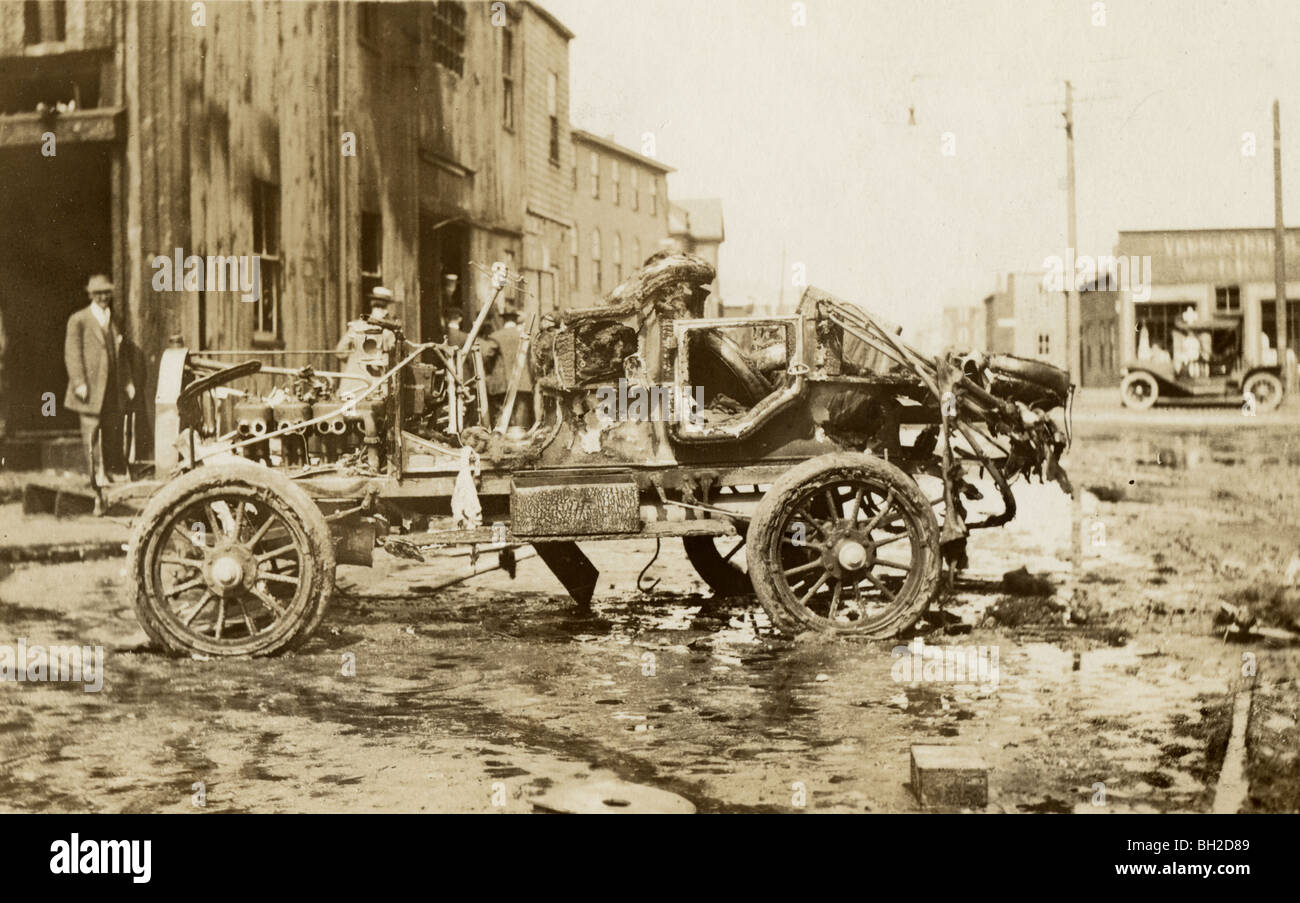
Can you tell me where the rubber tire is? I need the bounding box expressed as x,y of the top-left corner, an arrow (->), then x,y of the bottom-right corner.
1120,371 -> 1159,410
746,452 -> 942,638
682,534 -> 753,596
986,354 -> 1071,398
1243,371 -> 1284,413
129,460 -> 336,657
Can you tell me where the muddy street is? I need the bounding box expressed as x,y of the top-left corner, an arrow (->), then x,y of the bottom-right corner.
1,410 -> 1297,814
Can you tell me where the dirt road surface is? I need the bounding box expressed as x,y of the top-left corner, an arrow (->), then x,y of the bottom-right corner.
1,398 -> 1297,813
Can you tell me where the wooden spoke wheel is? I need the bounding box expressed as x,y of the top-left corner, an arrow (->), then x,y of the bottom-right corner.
129,461 -> 335,657
1243,371 -> 1283,413
1120,371 -> 1159,410
747,453 -> 941,637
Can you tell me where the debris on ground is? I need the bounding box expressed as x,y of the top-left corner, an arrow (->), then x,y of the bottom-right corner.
1001,566 -> 1056,596
985,593 -> 1066,627
1217,586 -> 1300,643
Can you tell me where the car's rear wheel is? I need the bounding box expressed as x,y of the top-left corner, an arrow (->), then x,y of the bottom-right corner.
746,453 -> 941,637
682,533 -> 751,596
1120,371 -> 1159,410
1243,371 -> 1284,412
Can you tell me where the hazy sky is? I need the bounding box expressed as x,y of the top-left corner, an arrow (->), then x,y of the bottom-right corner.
546,0 -> 1300,328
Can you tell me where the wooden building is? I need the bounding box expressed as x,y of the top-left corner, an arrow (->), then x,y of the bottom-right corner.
0,0 -> 573,459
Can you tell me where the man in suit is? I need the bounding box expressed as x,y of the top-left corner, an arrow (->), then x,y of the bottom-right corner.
64,274 -> 135,488
482,311 -> 532,429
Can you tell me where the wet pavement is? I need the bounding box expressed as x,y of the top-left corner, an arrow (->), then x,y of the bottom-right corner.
1,412 -> 1298,813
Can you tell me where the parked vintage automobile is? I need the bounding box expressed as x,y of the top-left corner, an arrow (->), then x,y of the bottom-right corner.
1119,317 -> 1284,411
125,254 -> 1073,657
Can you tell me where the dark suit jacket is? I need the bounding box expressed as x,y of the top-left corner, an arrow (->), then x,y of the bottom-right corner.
484,324 -> 531,395
64,306 -> 134,415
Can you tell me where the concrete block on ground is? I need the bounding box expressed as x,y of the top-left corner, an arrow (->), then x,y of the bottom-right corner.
910,744 -> 988,808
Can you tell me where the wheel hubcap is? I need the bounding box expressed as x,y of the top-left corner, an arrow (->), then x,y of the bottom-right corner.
836,539 -> 869,571
201,543 -> 258,597
211,556 -> 243,588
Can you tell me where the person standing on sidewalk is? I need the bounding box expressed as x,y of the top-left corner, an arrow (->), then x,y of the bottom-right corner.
64,274 -> 135,489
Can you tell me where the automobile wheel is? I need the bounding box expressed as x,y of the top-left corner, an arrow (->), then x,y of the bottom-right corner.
1120,371 -> 1159,410
682,533 -> 752,596
1243,371 -> 1284,413
129,461 -> 336,657
746,453 -> 942,637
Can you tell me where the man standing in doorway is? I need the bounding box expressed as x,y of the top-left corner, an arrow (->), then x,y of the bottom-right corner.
64,274 -> 135,489
483,311 -> 532,430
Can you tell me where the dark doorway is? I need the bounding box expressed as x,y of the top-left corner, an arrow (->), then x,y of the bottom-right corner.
0,143 -> 113,435
419,215 -> 468,344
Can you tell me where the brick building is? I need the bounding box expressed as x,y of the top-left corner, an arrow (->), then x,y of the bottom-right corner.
982,271 -> 1067,370
0,0 -> 572,459
1114,228 -> 1300,375
568,128 -> 672,309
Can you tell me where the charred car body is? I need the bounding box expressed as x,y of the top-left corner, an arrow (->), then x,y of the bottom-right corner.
127,254 -> 1073,657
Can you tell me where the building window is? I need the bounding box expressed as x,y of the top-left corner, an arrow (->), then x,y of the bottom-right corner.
569,228 -> 579,291
431,1 -> 467,76
23,0 -> 66,44
572,163 -> 578,190
589,151 -> 599,199
591,228 -> 602,293
612,161 -> 621,206
631,168 -> 639,211
1261,299 -> 1300,357
547,72 -> 560,164
1215,285 -> 1241,313
360,212 -> 383,305
614,233 -> 623,282
501,28 -> 515,130
632,237 -> 641,270
252,180 -> 282,344
1135,301 -> 1190,359
1036,332 -> 1051,356
650,179 -> 658,216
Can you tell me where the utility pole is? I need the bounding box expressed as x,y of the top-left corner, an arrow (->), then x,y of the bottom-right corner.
1064,81 -> 1082,382
1274,100 -> 1291,392
1064,81 -> 1084,573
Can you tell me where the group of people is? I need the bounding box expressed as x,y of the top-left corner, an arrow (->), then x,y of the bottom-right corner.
55,276 -> 537,492
335,284 -> 533,430
441,308 -> 533,430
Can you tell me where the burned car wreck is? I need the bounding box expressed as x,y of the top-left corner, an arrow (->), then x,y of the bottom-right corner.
127,253 -> 1072,657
